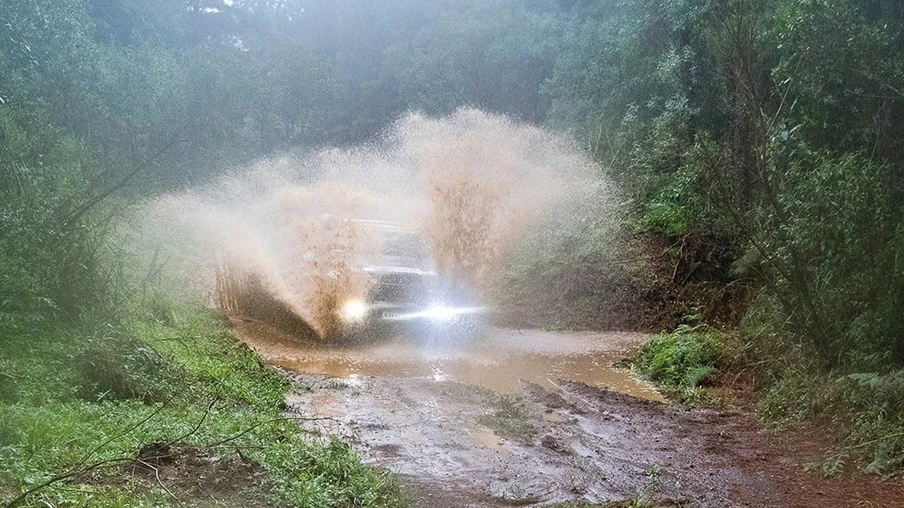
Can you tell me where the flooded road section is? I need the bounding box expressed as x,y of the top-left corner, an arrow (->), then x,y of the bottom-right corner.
235,322 -> 904,507
235,323 -> 662,401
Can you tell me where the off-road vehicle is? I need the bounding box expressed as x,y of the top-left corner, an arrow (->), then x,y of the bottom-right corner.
334,219 -> 479,339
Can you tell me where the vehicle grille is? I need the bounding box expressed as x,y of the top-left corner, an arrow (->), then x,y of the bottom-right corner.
369,273 -> 429,305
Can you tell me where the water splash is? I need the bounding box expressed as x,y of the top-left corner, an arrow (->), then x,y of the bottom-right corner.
136,108 -> 616,338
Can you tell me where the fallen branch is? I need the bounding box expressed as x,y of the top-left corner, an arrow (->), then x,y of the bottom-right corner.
2,396 -> 177,507
79,395 -> 176,469
1,407 -> 336,506
2,458 -> 133,508
166,398 -> 218,448
135,459 -> 177,500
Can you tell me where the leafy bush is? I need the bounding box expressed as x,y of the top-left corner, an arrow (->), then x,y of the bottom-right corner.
0,153 -> 120,329
73,336 -> 177,403
757,151 -> 903,368
638,199 -> 694,238
770,0 -> 902,155
846,371 -> 904,473
632,321 -> 733,404
758,369 -> 904,474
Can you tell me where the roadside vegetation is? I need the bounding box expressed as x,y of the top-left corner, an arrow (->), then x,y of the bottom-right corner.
630,320 -> 736,406
2,0 -> 903,499
0,70 -> 405,503
0,288 -> 405,506
591,0 -> 904,475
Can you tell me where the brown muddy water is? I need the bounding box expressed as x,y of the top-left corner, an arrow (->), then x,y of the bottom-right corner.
234,321 -> 663,402
233,323 -> 904,508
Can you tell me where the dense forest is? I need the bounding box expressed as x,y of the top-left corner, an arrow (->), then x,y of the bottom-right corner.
2,0 -> 904,505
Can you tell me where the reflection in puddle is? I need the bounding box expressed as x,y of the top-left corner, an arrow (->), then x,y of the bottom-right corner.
236,322 -> 663,402
431,364 -> 449,382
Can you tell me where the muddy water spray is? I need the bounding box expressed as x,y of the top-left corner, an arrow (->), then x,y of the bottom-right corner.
139,109 -> 614,338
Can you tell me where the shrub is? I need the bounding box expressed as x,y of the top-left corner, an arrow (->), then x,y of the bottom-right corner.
632,320 -> 733,404
756,151 -> 903,368
0,156 -> 121,328
74,336 -> 177,403
758,369 -> 904,474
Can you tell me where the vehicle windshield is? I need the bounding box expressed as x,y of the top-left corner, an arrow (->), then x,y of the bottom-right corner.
377,230 -> 429,270
382,231 -> 426,259
344,219 -> 431,271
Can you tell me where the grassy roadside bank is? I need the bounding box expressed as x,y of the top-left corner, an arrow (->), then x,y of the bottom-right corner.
630,319 -> 904,476
0,301 -> 406,507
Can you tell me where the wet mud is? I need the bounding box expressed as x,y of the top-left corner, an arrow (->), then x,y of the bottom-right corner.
237,323 -> 904,507
236,323 -> 661,400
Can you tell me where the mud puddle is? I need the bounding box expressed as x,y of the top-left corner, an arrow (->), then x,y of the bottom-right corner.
236,322 -> 904,507
235,322 -> 662,401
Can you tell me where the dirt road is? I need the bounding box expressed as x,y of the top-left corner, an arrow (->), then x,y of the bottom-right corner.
236,323 -> 904,507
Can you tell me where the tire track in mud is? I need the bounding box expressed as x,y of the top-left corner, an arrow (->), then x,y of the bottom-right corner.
285,373 -> 754,507
285,375 -> 904,507
239,325 -> 904,508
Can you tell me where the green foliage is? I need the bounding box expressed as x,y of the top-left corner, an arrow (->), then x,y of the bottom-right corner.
758,151 -> 903,367
0,158 -> 119,328
0,360 -> 15,403
261,436 -> 405,507
638,199 -> 694,238
2,0 -> 904,483
581,0 -> 904,473
393,1 -> 558,122
635,144 -> 721,238
758,369 -> 904,474
136,307 -> 289,411
632,321 -> 733,404
0,306 -> 406,507
73,335 -> 177,403
744,288 -> 904,474
770,0 -> 904,155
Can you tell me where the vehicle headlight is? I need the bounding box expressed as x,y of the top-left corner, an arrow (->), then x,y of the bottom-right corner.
424,304 -> 457,322
340,299 -> 369,322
